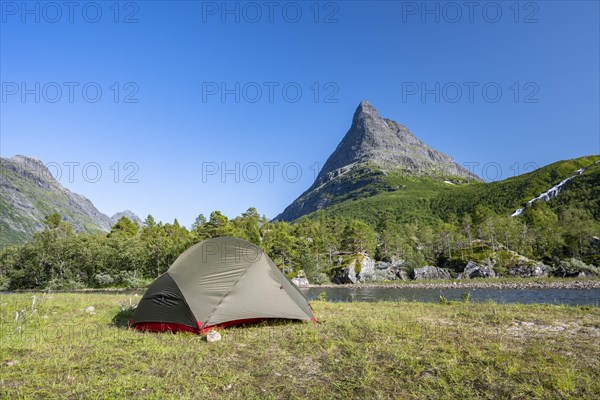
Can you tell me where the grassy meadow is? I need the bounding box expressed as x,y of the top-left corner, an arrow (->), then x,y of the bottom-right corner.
1,292 -> 599,399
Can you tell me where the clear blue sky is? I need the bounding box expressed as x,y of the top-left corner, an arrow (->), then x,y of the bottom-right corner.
1,1 -> 599,226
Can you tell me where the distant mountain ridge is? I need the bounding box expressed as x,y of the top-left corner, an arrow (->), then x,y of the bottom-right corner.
276,100 -> 481,221
0,155 -> 139,245
111,210 -> 142,226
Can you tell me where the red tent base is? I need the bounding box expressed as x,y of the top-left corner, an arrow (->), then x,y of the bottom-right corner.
131,321 -> 201,334
199,318 -> 273,333
130,317 -> 317,334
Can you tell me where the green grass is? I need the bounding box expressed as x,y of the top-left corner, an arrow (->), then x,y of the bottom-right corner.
1,293 -> 599,399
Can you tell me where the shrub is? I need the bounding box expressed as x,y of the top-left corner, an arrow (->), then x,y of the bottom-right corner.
118,271 -> 149,288
559,258 -> 599,276
94,273 -> 115,287
0,274 -> 10,291
309,272 -> 331,285
493,250 -> 515,276
46,278 -> 84,290
354,259 -> 362,275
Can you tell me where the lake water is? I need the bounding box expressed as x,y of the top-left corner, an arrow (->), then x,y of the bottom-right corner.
3,287 -> 598,307
299,287 -> 600,306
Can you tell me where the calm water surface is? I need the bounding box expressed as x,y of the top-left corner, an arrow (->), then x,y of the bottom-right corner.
299,287 -> 600,306
2,288 -> 598,306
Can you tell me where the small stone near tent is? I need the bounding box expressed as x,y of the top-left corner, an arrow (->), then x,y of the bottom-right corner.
131,237 -> 315,333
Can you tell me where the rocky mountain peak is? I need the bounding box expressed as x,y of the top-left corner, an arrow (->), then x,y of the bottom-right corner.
1,155 -> 123,244
111,210 -> 142,226
2,155 -> 57,191
346,100 -> 397,149
353,99 -> 378,119
275,101 -> 482,221
11,155 -> 53,175
12,154 -> 44,165
314,101 -> 480,187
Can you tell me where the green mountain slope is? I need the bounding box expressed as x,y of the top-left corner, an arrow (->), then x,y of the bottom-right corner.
548,161 -> 600,218
295,155 -> 600,226
433,155 -> 600,219
0,155 -> 113,246
296,171 -> 459,225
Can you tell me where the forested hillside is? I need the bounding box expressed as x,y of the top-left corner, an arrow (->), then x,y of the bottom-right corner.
1,187 -> 598,290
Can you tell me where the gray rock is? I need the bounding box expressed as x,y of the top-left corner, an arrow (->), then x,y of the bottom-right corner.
291,270 -> 310,287
331,254 -> 378,284
397,269 -> 410,280
375,261 -> 391,270
375,259 -> 404,269
412,266 -> 452,280
458,261 -> 496,279
509,263 -> 548,278
371,261 -> 410,281
357,256 -> 376,282
206,330 -> 221,343
331,265 -> 358,284
372,269 -> 399,281
556,268 -> 587,278
553,258 -> 598,277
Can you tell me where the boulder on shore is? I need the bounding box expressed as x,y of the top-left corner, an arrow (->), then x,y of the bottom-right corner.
357,256 -> 376,282
291,270 -> 310,287
412,266 -> 452,280
371,260 -> 409,281
458,261 -> 496,279
331,254 -> 378,284
552,258 -> 598,277
331,265 -> 357,284
508,263 -> 547,278
398,269 -> 410,280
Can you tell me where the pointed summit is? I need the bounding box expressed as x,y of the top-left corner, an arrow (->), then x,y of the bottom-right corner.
313,100 -> 479,187
356,99 -> 376,114
350,100 -> 388,134
274,101 -> 481,221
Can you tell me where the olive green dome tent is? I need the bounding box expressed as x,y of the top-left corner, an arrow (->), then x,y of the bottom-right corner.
131,237 -> 315,333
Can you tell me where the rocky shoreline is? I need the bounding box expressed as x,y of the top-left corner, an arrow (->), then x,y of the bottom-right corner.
305,279 -> 600,290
